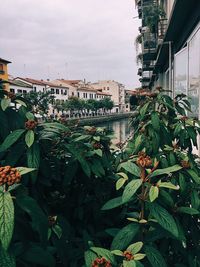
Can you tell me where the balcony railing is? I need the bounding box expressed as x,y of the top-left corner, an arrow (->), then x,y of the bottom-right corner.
158,18 -> 168,40
143,32 -> 157,50
142,32 -> 157,61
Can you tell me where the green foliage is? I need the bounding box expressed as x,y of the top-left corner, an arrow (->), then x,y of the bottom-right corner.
85,92 -> 200,266
0,88 -> 200,266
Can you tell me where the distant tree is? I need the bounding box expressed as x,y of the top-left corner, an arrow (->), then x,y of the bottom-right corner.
101,97 -> 114,112
22,90 -> 54,115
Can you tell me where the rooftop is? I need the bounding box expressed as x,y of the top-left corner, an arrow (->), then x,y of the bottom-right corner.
0,58 -> 11,64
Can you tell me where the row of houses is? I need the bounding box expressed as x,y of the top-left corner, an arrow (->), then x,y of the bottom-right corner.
0,58 -> 130,115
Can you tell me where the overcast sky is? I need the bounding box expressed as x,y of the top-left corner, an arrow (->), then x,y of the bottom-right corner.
0,0 -> 141,88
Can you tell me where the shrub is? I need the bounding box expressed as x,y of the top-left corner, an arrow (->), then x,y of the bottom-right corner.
85,92 -> 200,267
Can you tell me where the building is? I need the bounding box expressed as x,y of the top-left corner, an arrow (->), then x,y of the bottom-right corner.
136,0 -> 200,118
91,80 -> 126,112
0,58 -> 11,90
9,79 -> 33,94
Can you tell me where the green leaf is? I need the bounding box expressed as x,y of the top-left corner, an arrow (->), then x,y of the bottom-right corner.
25,130 -> 35,148
21,245 -> 55,267
149,165 -> 182,178
111,223 -> 140,250
0,129 -> 25,152
111,250 -> 123,256
0,192 -> 14,250
27,142 -> 40,183
75,135 -> 90,141
127,242 -> 143,254
16,167 -> 36,175
0,248 -> 16,267
149,202 -> 178,238
149,186 -> 159,202
52,225 -> 62,239
16,195 -> 48,246
151,112 -> 160,131
121,161 -> 141,177
94,149 -> 102,157
90,247 -> 115,263
93,136 -> 100,141
26,111 -> 34,120
187,170 -> 200,184
117,172 -> 129,180
101,197 -> 124,210
191,191 -> 200,209
133,254 -> 146,260
140,102 -> 150,117
1,98 -> 11,111
116,178 -> 127,190
15,99 -> 27,107
122,179 -> 142,203
123,260 -> 136,267
159,182 -> 179,190
84,250 -> 97,267
177,207 -> 199,215
145,246 -> 167,267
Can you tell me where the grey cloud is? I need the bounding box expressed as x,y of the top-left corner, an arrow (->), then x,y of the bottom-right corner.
0,0 -> 141,88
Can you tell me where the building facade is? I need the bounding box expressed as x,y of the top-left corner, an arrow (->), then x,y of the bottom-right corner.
91,80 -> 126,112
136,0 -> 200,118
0,58 -> 11,91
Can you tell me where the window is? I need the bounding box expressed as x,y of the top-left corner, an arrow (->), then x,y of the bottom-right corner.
61,89 -> 63,95
23,90 -> 27,94
0,64 -> 4,74
17,89 -> 22,94
77,92 -> 80,98
64,90 -> 67,95
72,92 -> 74,96
33,86 -> 37,92
107,87 -> 109,90
51,88 -> 55,94
10,88 -> 15,93
174,47 -> 187,96
56,89 -> 59,94
188,27 -> 200,118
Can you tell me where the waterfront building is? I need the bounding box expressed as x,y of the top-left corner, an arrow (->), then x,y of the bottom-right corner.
136,0 -> 200,118
0,58 -> 11,91
91,80 -> 126,113
9,79 -> 33,94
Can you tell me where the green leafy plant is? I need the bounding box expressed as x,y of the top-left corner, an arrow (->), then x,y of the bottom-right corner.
85,91 -> 200,267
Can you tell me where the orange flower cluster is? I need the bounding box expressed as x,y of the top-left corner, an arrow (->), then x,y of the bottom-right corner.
181,160 -> 190,169
93,142 -> 102,149
48,216 -> 57,227
86,126 -> 96,135
123,251 -> 134,261
92,257 -> 111,267
25,120 -> 37,130
0,166 -> 21,186
7,91 -> 16,100
137,152 -> 152,168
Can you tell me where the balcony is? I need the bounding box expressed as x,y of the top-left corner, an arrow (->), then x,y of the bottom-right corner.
142,60 -> 155,71
158,18 -> 168,41
142,32 -> 157,61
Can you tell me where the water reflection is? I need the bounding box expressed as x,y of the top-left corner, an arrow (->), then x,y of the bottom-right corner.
98,118 -> 133,144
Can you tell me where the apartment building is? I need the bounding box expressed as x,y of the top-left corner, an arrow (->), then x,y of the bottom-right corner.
0,58 -> 11,91
136,0 -> 200,118
92,80 -> 126,112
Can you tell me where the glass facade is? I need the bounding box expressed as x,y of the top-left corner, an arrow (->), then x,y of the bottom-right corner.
188,28 -> 200,118
174,47 -> 187,95
174,25 -> 200,118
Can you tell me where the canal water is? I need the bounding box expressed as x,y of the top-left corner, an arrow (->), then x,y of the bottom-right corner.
98,117 -> 133,144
